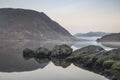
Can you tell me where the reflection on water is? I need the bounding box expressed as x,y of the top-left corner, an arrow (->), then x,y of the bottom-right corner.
72,37 -> 115,50
0,40 -> 73,72
99,42 -> 120,48
0,40 -> 109,80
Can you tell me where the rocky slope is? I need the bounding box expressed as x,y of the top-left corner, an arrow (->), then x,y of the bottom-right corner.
0,8 -> 77,42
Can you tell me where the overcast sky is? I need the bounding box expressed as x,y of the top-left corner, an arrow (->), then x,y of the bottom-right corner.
0,0 -> 120,34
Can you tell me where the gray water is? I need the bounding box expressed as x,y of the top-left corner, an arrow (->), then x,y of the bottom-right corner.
0,37 -> 113,80
72,36 -> 113,50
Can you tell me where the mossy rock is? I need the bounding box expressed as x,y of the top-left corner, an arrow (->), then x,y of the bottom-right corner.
50,44 -> 73,58
35,47 -> 50,57
112,61 -> 120,70
74,54 -> 90,60
103,60 -> 116,69
96,56 -> 110,64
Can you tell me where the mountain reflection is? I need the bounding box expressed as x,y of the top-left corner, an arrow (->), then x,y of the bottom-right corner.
0,40 -> 73,72
99,42 -> 120,48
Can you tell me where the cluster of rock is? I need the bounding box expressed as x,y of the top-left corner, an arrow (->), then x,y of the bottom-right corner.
23,44 -> 72,58
23,44 -> 72,68
23,44 -> 120,80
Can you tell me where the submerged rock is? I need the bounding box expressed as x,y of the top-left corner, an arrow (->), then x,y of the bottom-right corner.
50,44 -> 73,58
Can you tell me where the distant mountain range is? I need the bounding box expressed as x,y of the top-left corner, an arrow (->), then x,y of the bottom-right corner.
0,8 -> 78,42
74,32 -> 110,37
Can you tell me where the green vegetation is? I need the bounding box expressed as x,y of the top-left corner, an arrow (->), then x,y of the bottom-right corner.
103,60 -> 116,68
112,61 -> 120,70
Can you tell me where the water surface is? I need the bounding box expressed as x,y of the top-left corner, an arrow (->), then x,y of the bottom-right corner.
0,37 -> 113,80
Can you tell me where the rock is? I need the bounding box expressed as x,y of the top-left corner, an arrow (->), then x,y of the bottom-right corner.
50,44 -> 73,58
22,45 -> 120,80
102,60 -> 116,69
23,48 -> 35,60
69,45 -> 104,60
35,47 -> 50,58
73,45 -> 104,56
67,45 -> 120,80
111,61 -> 120,70
95,49 -> 120,65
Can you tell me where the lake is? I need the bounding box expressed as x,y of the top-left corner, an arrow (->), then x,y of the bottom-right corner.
72,36 -> 113,50
0,36 -> 113,80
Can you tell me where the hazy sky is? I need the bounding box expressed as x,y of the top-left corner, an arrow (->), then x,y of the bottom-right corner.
0,0 -> 120,34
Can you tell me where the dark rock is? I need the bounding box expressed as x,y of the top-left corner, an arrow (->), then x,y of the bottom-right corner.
23,48 -> 35,60
111,61 -> 120,70
35,47 -> 50,58
71,47 -> 120,80
22,45 -> 120,80
72,45 -> 104,56
68,45 -> 104,61
50,44 -> 73,58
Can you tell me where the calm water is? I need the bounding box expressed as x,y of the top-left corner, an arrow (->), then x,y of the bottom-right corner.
72,36 -> 113,50
0,37 -> 113,80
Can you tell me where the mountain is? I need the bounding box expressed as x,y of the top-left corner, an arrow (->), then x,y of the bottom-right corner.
0,8 -> 78,42
74,32 -> 109,37
97,33 -> 120,42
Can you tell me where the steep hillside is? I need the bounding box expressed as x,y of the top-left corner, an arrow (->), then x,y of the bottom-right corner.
0,8 -> 77,41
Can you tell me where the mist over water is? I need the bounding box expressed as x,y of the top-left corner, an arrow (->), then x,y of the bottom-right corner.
72,36 -> 114,51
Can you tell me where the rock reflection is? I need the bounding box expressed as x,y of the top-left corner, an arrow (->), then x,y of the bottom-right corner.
51,58 -> 71,68
0,40 -> 73,72
23,53 -> 71,68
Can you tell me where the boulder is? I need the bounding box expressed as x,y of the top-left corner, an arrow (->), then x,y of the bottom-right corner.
23,48 -> 35,60
111,61 -> 120,70
67,45 -> 104,61
50,44 -> 73,58
35,47 -> 50,58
